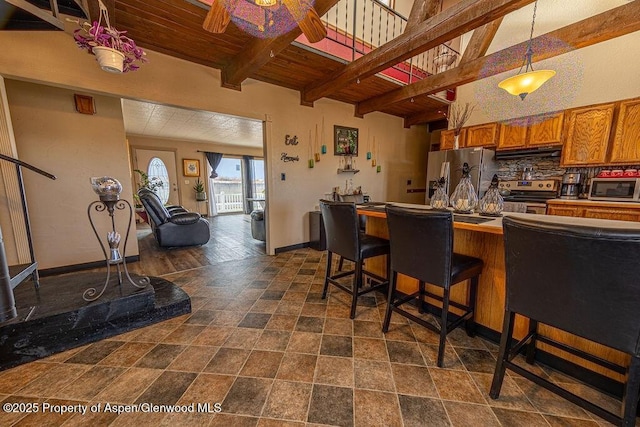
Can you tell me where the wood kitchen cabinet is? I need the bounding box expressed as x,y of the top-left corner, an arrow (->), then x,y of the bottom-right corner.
547,200 -> 640,222
497,120 -> 528,150
528,112 -> 564,146
497,112 -> 563,150
546,205 -> 582,217
609,98 -> 640,164
465,123 -> 498,147
440,129 -> 466,150
561,103 -> 615,166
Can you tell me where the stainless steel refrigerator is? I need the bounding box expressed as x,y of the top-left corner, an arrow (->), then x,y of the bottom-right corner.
425,147 -> 498,204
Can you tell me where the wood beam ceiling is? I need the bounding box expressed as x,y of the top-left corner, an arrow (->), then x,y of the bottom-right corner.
358,0 -> 640,118
402,18 -> 502,127
220,0 -> 340,91
300,0 -> 536,105
405,0 -> 440,30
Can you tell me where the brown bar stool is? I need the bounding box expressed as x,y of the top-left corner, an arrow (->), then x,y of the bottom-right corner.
491,216 -> 640,426
319,200 -> 389,319
382,206 -> 483,368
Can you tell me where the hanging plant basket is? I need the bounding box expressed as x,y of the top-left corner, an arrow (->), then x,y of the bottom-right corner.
92,46 -> 125,73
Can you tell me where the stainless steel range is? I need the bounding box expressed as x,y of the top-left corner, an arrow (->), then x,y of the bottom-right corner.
498,179 -> 560,214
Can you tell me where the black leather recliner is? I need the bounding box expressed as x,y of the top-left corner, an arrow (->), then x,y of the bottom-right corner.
137,189 -> 210,247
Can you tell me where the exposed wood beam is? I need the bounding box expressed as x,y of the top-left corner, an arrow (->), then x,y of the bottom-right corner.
405,0 -> 440,30
358,0 -> 640,117
301,0 -> 536,105
404,109 -> 447,128
221,0 -> 339,91
459,18 -> 503,64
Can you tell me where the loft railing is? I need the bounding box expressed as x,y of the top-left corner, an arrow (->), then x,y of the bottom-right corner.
0,153 -> 56,323
298,0 -> 460,87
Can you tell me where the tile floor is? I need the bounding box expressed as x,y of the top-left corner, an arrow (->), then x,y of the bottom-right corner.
0,248 -> 631,426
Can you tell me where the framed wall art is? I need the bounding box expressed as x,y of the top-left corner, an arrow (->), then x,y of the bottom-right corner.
334,125 -> 359,156
183,159 -> 200,177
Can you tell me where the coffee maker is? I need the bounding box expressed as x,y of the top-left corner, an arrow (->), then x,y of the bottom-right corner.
560,172 -> 581,199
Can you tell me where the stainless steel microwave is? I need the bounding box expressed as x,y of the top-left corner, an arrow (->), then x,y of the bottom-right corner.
588,178 -> 640,202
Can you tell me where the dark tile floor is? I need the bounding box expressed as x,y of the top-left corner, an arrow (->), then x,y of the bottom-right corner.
0,216 -> 631,426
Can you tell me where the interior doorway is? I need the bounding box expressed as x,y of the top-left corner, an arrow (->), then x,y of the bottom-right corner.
133,148 -> 179,205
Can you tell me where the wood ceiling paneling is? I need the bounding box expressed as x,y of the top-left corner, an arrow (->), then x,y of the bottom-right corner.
112,0 -> 448,124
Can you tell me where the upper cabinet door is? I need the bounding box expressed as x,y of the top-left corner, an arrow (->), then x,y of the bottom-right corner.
609,98 -> 640,164
466,123 -> 498,147
528,112 -> 564,146
440,129 -> 465,150
497,120 -> 528,150
561,104 -> 615,166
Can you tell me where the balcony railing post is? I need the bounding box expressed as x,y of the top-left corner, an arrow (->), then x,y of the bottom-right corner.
352,0 -> 358,61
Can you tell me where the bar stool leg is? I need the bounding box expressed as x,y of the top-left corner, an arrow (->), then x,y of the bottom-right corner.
437,287 -> 451,368
465,276 -> 479,337
382,271 -> 397,333
418,281 -> 426,314
322,251 -> 333,299
526,319 -> 538,364
350,260 -> 363,319
490,310 -> 516,399
622,355 -> 640,427
338,256 -> 344,272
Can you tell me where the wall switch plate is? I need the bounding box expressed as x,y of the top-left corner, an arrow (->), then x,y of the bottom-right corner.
185,180 -> 189,185
281,173 -> 286,181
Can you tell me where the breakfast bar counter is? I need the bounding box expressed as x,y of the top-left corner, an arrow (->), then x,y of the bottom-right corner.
358,203 -> 640,383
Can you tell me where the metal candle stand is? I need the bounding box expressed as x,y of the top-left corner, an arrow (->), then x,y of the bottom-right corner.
85,178 -> 149,302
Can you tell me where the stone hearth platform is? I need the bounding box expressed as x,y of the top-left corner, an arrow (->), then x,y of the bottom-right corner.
0,272 -> 190,370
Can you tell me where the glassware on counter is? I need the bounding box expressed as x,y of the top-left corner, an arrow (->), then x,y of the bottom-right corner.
450,162 -> 478,214
430,177 -> 449,210
478,174 -> 504,217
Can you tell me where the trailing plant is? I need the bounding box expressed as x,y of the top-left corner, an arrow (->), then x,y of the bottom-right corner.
73,0 -> 146,72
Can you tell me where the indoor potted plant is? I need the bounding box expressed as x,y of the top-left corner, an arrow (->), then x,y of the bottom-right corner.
193,178 -> 207,201
73,0 -> 146,73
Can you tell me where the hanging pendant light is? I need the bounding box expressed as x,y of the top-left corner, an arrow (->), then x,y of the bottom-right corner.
498,0 -> 555,100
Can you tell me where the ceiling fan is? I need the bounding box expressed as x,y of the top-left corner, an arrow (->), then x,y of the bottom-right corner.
202,0 -> 326,42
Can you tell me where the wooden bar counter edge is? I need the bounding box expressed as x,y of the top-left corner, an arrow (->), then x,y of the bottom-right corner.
358,203 -> 640,384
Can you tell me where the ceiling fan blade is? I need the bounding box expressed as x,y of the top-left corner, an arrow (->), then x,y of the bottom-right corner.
203,0 -> 231,33
297,8 -> 327,43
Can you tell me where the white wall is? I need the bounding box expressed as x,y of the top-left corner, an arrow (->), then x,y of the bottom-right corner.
456,0 -> 640,125
4,80 -> 137,269
0,31 -> 428,258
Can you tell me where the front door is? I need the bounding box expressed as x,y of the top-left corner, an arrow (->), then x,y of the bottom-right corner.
133,148 -> 180,206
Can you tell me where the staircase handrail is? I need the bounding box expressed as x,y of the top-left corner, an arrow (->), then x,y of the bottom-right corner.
0,153 -> 56,180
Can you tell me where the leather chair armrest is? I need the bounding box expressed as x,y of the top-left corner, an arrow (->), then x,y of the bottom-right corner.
169,212 -> 201,225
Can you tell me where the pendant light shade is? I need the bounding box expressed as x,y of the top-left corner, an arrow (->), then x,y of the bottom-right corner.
498,0 -> 555,100
498,69 -> 556,100
255,0 -> 277,6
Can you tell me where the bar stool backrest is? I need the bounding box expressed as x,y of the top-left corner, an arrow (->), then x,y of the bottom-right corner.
503,216 -> 640,356
320,200 -> 361,261
385,206 -> 453,289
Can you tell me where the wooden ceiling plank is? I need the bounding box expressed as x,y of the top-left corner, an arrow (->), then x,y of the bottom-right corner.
301,0 -> 536,104
405,0 -> 441,30
220,0 -> 340,91
404,109 -> 447,128
459,17 -> 503,64
356,0 -> 640,116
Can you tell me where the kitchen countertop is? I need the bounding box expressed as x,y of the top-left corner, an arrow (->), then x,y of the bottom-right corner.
547,198 -> 640,208
357,202 -> 640,235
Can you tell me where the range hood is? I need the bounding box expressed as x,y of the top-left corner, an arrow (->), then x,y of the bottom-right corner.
494,146 -> 562,160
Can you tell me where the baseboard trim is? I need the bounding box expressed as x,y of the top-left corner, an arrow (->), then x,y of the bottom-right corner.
274,242 -> 310,254
39,256 -> 140,277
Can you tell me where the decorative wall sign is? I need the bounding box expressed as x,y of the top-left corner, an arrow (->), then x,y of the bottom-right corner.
334,125 -> 358,156
285,135 -> 299,145
183,159 -> 200,177
281,153 -> 299,162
